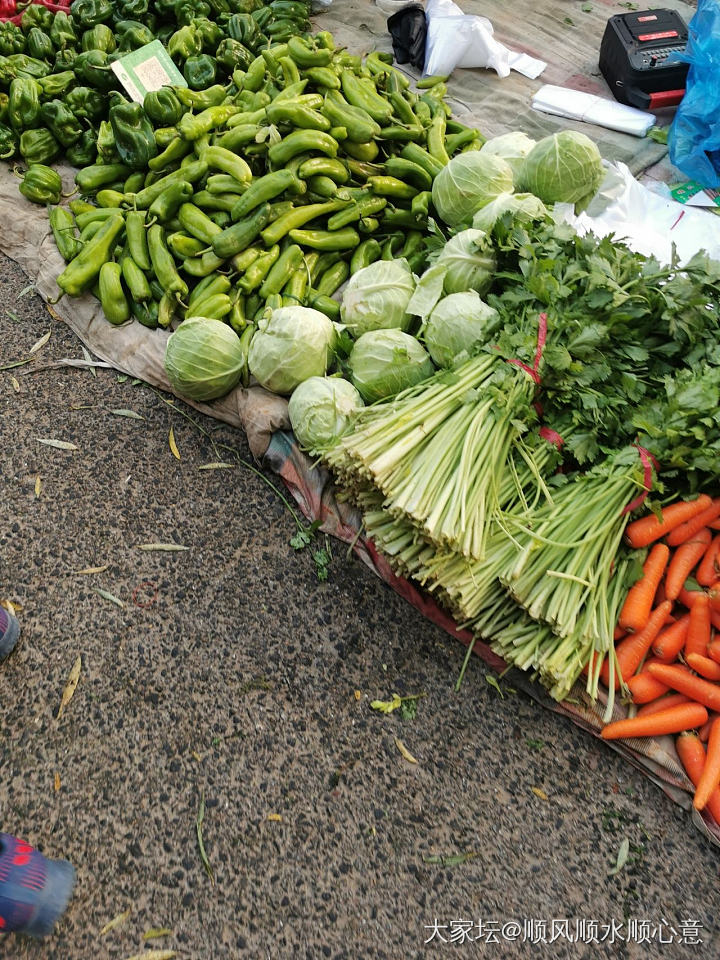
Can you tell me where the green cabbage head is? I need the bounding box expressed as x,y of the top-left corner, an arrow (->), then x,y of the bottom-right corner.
432,151 -> 514,228
164,316 -> 245,401
288,376 -> 364,453
472,192 -> 548,233
424,292 -> 499,368
480,132 -> 536,178
519,130 -> 604,210
341,258 -> 415,338
435,229 -> 497,295
349,329 -> 435,402
248,306 -> 336,395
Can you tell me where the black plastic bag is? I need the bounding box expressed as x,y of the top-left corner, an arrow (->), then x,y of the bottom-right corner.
387,4 -> 426,70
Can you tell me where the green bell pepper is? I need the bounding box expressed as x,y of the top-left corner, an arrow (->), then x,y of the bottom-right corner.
0,93 -> 7,124
70,0 -> 113,29
73,50 -> 119,92
98,261 -> 131,325
215,38 -> 253,73
50,11 -> 78,49
143,88 -> 184,127
20,5 -> 54,34
65,128 -> 97,166
0,23 -> 25,56
8,77 -> 41,132
19,164 -> 62,205
96,119 -> 117,161
175,1 -> 211,25
66,86 -> 106,122
115,20 -> 154,51
19,128 -> 60,164
191,17 -> 222,50
117,0 -> 149,18
183,54 -> 216,90
81,24 -> 116,54
25,29 -> 54,63
49,206 -> 82,262
40,99 -> 84,147
6,54 -> 50,80
54,48 -> 77,72
0,121 -> 17,160
37,71 -> 76,100
227,12 -> 262,49
167,24 -> 202,61
57,212 -> 125,297
109,98 -> 158,170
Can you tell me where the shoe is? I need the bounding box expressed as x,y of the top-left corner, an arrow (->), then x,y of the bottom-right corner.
0,834 -> 76,937
0,607 -> 19,662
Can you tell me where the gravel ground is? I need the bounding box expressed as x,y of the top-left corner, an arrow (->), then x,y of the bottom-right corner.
1,251 -> 718,959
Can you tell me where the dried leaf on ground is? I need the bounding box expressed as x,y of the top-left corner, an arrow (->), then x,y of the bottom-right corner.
423,851 -> 477,866
93,587 -> 124,608
54,771 -> 61,792
267,813 -> 283,822
9,375 -> 19,392
169,427 -> 180,460
29,330 -> 51,355
81,345 -> 96,377
196,793 -> 214,885
123,952 -> 176,960
99,908 -> 131,936
198,462 -> 235,470
34,475 -> 41,498
531,787 -> 549,801
137,543 -> 189,552
75,564 -> 110,575
35,438 -> 78,451
394,737 -> 418,764
57,656 -> 81,720
143,928 -> 173,940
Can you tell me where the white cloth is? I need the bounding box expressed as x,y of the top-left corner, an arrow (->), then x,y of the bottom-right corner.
558,162 -> 720,266
424,0 -> 546,80
532,84 -> 656,138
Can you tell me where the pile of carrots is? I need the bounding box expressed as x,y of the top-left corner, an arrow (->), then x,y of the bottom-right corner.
598,493 -> 720,822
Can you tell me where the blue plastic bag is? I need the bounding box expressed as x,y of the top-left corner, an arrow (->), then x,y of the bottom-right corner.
668,0 -> 720,188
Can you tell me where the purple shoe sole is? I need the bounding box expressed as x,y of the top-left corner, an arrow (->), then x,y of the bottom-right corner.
0,608 -> 19,662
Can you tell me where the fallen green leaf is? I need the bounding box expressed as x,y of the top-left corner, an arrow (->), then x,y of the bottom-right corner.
137,543 -> 189,552
485,674 -> 504,698
29,330 -> 51,355
35,438 -> 78,451
109,409 -> 145,420
648,127 -> 668,144
608,837 -> 630,876
93,587 -> 125,608
564,16 -> 575,24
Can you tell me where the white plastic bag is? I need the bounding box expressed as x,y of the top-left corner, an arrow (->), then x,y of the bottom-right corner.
423,0 -> 546,79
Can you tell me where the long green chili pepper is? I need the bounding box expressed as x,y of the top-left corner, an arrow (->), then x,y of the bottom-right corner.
147,223 -> 188,301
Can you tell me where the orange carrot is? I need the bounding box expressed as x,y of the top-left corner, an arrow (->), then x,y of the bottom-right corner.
652,613 -> 690,662
675,732 -> 720,824
637,692 -> 691,717
694,716 -> 720,810
624,495 -> 712,549
699,717 -> 714,743
707,637 -> 720,666
646,662 -> 720,712
601,702 -> 708,740
626,667 -> 670,704
666,498 -> 720,546
678,586 -> 705,609
711,518 -> 720,531
711,609 -> 720,632
618,545 -> 670,632
686,653 -> 720,682
665,528 -> 712,600
602,600 -> 673,689
613,625 -> 626,641
685,593 -> 711,659
708,581 -> 720,613
697,533 -> 720,587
